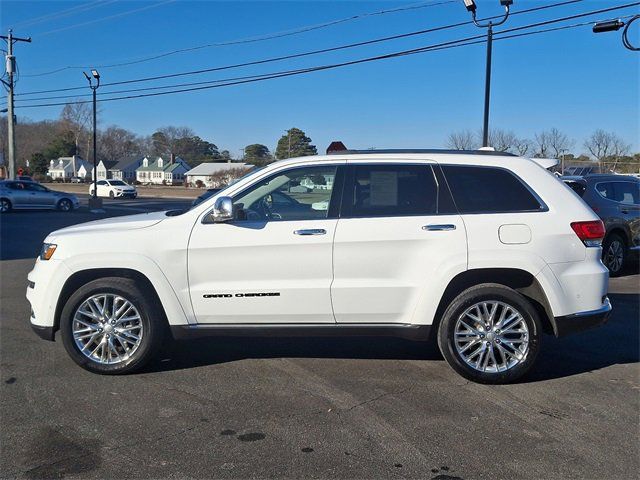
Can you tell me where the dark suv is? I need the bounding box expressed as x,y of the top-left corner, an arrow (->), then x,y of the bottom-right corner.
563,174 -> 640,276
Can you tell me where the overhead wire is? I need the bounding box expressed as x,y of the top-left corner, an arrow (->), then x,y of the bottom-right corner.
15,0 -> 586,96
14,10 -> 638,109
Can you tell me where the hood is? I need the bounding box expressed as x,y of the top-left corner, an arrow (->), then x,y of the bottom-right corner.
48,210 -> 167,238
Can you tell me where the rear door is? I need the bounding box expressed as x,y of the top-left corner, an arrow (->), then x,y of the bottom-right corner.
613,181 -> 640,248
331,161 -> 467,324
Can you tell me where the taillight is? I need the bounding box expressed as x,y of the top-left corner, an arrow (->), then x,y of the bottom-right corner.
570,220 -> 605,247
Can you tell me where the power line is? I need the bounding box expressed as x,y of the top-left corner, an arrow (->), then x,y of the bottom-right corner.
5,1 -> 118,30
14,8 -> 639,110
15,0 -> 586,97
35,0 -> 176,37
21,0 -> 457,77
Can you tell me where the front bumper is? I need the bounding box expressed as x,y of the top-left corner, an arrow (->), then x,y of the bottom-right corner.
553,297 -> 612,337
31,322 -> 55,341
116,190 -> 137,198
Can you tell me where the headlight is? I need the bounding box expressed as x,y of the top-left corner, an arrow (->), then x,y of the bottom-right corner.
40,243 -> 57,260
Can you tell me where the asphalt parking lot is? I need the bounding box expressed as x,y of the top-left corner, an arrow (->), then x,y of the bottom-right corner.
1,200 -> 638,479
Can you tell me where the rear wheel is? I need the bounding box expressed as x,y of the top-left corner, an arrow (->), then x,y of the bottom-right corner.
60,277 -> 165,374
0,198 -> 11,213
438,284 -> 541,384
602,233 -> 626,277
57,198 -> 73,212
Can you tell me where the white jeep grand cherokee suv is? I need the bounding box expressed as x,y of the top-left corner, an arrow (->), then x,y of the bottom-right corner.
27,150 -> 611,384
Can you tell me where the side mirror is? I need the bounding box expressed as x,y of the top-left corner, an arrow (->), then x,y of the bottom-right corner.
211,196 -> 234,222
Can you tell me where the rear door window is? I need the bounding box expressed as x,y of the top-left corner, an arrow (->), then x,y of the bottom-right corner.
613,182 -> 639,205
595,182 -> 615,200
442,166 -> 543,213
345,164 -> 438,217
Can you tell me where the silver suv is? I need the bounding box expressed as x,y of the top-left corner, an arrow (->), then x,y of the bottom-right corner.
563,174 -> 640,276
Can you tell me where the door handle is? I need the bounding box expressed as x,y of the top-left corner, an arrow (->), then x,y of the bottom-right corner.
422,224 -> 456,231
294,229 -> 326,236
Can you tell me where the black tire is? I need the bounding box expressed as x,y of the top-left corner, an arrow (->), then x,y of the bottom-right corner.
60,277 -> 165,374
602,233 -> 626,277
437,283 -> 541,384
109,191 -> 115,199
57,198 -> 73,212
0,198 -> 11,213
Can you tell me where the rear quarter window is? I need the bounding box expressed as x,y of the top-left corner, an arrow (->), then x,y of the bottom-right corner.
442,165 -> 544,213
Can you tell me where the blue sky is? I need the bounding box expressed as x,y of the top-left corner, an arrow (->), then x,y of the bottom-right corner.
2,0 -> 639,157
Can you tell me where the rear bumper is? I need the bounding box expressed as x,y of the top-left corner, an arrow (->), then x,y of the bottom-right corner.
553,297 -> 612,337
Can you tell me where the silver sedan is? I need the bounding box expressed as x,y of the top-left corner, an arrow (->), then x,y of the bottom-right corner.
0,181 -> 80,213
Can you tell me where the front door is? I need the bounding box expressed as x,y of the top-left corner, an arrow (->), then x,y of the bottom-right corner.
188,163 -> 345,324
331,162 -> 467,324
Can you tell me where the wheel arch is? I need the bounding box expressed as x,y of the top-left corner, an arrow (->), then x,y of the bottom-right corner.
431,268 -> 555,338
54,268 -> 169,335
605,227 -> 629,248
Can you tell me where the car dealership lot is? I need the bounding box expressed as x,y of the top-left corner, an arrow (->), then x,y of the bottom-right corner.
1,202 -> 638,479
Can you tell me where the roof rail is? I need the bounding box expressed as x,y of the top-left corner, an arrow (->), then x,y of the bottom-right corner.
327,149 -> 517,157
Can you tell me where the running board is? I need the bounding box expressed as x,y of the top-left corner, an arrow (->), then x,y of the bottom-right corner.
170,323 -> 431,341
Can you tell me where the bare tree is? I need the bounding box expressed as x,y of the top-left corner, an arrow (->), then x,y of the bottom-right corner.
446,130 -> 476,150
513,137 -> 533,156
487,129 -> 518,153
546,127 -> 574,158
98,126 -> 143,161
60,101 -> 92,158
585,129 -> 615,161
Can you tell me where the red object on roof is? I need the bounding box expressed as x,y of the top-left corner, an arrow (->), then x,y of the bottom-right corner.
326,141 -> 347,154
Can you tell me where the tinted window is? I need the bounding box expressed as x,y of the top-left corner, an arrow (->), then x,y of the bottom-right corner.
348,164 -> 437,217
442,166 -> 542,213
97,180 -> 107,185
564,180 -> 586,197
614,182 -> 639,205
595,182 -> 614,200
232,165 -> 338,221
24,183 -> 48,192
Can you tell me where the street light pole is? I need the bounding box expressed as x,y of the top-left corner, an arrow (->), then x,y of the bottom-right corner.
84,69 -> 102,212
463,0 -> 512,148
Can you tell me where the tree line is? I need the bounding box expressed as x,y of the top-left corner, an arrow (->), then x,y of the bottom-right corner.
446,127 -> 639,173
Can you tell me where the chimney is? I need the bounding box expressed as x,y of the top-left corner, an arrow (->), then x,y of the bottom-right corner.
170,153 -> 175,165
71,154 -> 77,176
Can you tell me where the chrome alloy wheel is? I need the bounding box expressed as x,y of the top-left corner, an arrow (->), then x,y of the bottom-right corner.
72,294 -> 144,365
604,240 -> 624,273
454,301 -> 529,373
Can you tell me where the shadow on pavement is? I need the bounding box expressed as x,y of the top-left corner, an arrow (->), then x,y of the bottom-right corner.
146,292 -> 639,382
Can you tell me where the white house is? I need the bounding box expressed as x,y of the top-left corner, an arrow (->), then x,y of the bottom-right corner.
93,160 -> 118,180
136,155 -> 191,185
109,155 -> 146,181
185,162 -> 253,188
47,155 -> 91,180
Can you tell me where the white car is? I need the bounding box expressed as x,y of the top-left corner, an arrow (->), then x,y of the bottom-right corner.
89,179 -> 137,199
27,150 -> 611,383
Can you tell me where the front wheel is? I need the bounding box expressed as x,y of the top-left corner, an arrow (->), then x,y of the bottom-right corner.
109,191 -> 115,199
57,199 -> 73,212
437,284 -> 541,384
60,277 -> 165,374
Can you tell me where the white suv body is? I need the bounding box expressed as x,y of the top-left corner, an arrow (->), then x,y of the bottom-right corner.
27,151 -> 610,383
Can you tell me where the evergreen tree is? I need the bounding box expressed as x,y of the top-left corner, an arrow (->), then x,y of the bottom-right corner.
275,128 -> 317,160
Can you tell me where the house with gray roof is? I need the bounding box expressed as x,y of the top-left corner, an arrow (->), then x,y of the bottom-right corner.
47,155 -> 91,180
109,155 -> 147,182
136,155 -> 190,185
185,162 -> 253,187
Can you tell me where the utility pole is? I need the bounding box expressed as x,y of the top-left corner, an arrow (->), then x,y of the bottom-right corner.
83,69 -> 102,212
1,29 -> 32,180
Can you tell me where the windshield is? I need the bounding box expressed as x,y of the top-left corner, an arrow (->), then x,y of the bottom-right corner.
109,180 -> 127,186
